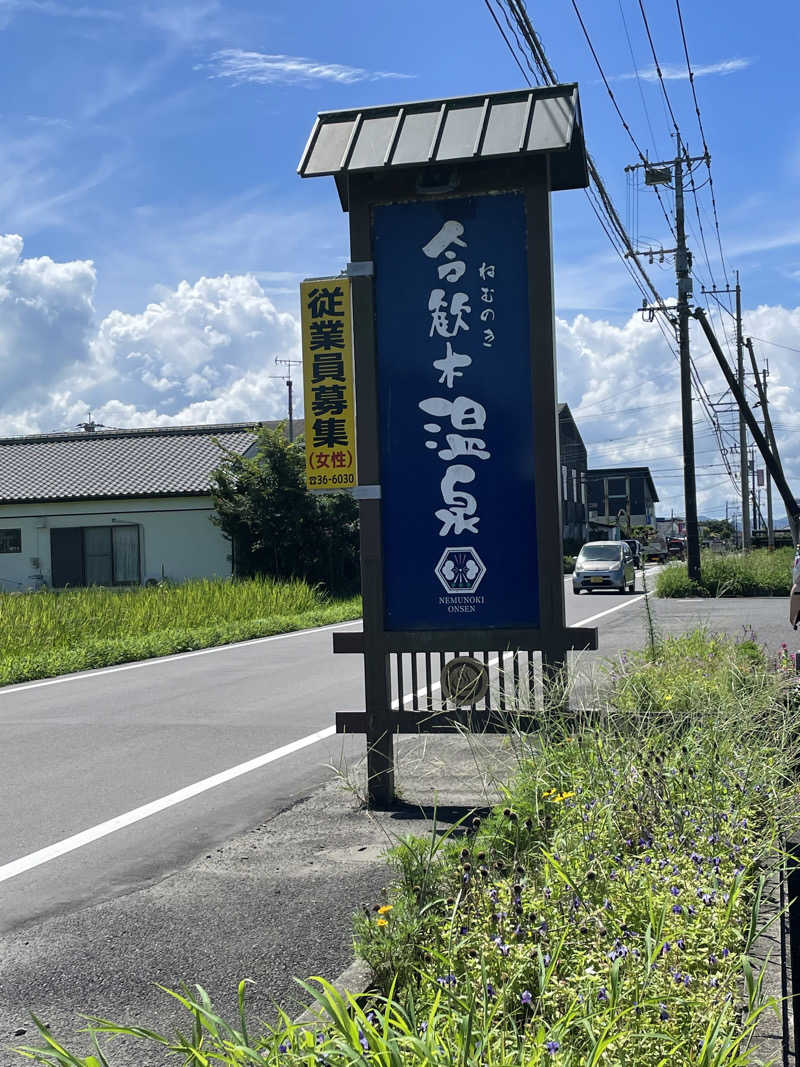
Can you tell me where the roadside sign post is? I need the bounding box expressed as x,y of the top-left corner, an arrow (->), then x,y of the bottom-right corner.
300,277 -> 358,492
299,87 -> 598,807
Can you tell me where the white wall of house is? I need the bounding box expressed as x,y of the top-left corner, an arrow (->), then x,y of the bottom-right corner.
0,495 -> 231,591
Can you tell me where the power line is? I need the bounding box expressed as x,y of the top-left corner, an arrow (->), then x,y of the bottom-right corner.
618,0 -> 659,158
636,0 -> 679,136
748,335 -> 800,354
571,0 -> 676,239
674,0 -> 731,291
482,0 -> 533,84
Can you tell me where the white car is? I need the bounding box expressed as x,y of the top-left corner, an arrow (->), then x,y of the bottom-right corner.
573,541 -> 636,594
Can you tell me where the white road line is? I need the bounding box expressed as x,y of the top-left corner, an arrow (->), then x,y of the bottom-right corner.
574,595 -> 646,627
0,619 -> 363,696
0,726 -> 337,884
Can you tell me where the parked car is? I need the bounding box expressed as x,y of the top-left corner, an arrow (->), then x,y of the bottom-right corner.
622,538 -> 642,568
667,537 -> 686,560
573,541 -> 636,594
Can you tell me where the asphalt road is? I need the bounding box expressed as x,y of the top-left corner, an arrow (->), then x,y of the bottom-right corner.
0,568 -> 658,938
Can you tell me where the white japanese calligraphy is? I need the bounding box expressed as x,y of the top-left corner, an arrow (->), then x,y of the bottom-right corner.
428,289 -> 471,338
433,341 -> 472,388
422,220 -> 467,259
419,396 -> 487,431
436,465 -> 480,536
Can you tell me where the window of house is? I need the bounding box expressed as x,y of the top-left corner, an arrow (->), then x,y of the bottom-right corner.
51,525 -> 140,588
0,529 -> 21,553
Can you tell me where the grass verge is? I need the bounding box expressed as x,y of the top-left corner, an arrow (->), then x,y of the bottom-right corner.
656,547 -> 793,597
0,578 -> 361,686
11,628 -> 800,1064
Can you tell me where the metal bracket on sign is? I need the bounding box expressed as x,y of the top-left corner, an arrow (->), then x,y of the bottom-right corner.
345,261 -> 374,277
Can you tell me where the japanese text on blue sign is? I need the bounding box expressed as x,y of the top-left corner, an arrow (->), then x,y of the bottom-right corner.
374,194 -> 540,631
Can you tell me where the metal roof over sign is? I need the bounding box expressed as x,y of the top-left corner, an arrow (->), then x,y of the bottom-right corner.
298,86 -> 587,208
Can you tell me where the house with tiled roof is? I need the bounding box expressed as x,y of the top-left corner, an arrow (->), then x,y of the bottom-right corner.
0,422 -> 273,590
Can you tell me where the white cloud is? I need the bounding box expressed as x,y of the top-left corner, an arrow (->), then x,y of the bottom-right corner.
0,234 -> 96,409
87,273 -> 300,416
616,57 -> 753,82
141,2 -> 223,44
2,232 -> 798,520
0,0 -> 122,23
0,240 -> 300,434
557,305 -> 800,519
203,49 -> 413,87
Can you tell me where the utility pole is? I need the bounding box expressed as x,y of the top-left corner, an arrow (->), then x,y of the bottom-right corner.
702,276 -> 751,550
735,275 -> 751,549
693,307 -> 800,542
763,368 -> 775,547
673,140 -> 701,582
625,140 -> 704,582
750,449 -> 757,538
747,337 -> 790,545
273,357 -> 302,442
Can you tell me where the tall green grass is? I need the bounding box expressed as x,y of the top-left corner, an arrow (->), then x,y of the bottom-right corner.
656,546 -> 793,597
0,578 -> 361,686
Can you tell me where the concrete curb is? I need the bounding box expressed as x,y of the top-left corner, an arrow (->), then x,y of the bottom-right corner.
749,869 -> 792,1065
293,958 -> 373,1027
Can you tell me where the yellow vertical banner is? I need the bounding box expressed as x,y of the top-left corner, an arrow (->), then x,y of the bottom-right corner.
300,277 -> 358,491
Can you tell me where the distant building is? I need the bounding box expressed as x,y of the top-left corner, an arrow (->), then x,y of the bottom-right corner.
0,423 -> 274,591
558,404 -> 588,547
656,516 -> 683,538
586,466 -> 659,537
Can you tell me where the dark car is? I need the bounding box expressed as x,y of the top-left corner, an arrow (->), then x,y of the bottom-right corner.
622,538 -> 641,568
667,537 -> 686,560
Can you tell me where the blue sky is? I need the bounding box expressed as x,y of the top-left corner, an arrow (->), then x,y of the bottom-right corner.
0,0 -> 797,519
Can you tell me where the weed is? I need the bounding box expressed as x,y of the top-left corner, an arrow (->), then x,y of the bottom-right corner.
657,548 -> 793,598
0,578 -> 361,687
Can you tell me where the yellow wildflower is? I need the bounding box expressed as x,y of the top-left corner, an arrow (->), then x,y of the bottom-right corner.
377,905 -> 393,914
554,791 -> 576,803
376,918 -> 388,927
542,789 -> 556,798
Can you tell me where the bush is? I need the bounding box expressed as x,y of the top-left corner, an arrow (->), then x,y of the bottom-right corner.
352,629 -> 797,1063
656,547 -> 793,598
563,555 -> 575,574
211,425 -> 360,594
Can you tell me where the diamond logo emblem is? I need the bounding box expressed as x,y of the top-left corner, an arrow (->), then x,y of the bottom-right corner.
435,546 -> 486,594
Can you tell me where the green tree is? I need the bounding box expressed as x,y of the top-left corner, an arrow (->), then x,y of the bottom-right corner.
631,525 -> 654,542
210,425 -> 360,593
702,519 -> 735,542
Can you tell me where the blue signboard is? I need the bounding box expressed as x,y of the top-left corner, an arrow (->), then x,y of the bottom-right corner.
374,193 -> 540,631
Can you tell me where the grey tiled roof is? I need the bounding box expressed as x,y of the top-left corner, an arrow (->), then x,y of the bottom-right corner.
0,423 -> 271,504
